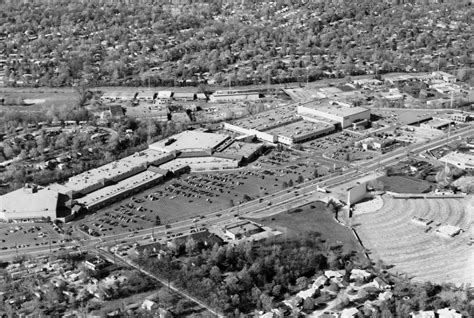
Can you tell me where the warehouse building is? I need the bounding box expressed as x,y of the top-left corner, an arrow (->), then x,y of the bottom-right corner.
148,130 -> 230,154
50,149 -> 174,198
266,120 -> 335,145
0,184 -> 73,222
76,170 -> 165,212
297,100 -> 370,129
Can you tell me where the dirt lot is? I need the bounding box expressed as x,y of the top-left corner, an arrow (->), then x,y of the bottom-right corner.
257,202 -> 362,255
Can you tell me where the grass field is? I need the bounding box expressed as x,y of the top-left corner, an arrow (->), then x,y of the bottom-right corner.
0,87 -> 79,112
257,202 -> 362,255
378,176 -> 432,193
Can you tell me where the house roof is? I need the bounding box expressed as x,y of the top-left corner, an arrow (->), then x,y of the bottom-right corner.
109,105 -> 124,117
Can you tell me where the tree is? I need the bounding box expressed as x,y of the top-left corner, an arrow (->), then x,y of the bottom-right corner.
158,288 -> 173,308
303,297 -> 315,311
185,237 -> 197,255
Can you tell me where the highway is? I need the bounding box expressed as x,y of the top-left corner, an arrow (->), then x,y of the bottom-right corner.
1,125 -> 472,261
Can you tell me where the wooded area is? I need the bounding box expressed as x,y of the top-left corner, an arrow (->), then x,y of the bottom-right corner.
0,0 -> 471,87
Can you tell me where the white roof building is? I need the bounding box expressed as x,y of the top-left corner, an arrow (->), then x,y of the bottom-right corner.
341,308 -> 359,318
410,311 -> 436,318
0,185 -> 65,221
148,130 -> 230,153
436,225 -> 462,238
440,152 -> 474,170
437,308 -> 463,318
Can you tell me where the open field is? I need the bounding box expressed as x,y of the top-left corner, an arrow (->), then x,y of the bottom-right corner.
352,195 -> 474,285
0,87 -> 79,112
257,202 -> 363,255
377,176 -> 432,193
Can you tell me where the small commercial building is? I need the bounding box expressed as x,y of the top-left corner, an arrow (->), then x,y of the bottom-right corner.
210,90 -> 261,103
173,92 -> 195,102
224,221 -> 264,240
431,71 -> 456,83
436,225 -> 462,238
451,113 -> 471,123
420,119 -> 451,130
156,91 -> 173,101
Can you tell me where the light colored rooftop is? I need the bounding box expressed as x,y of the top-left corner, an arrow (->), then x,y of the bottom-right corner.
421,119 -> 450,128
219,142 -> 265,158
0,186 -> 58,214
299,100 -> 370,118
226,221 -> 262,235
148,130 -> 229,153
231,105 -> 298,130
441,151 -> 474,165
159,156 -> 239,171
157,91 -> 173,98
266,120 -> 334,138
77,171 -> 163,207
60,149 -> 170,192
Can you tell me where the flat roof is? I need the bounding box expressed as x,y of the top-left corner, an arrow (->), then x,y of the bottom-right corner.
219,142 -> 265,158
231,105 -> 299,131
157,91 -> 173,98
421,119 -> 450,128
266,120 -> 334,138
299,100 -> 369,118
149,130 -> 229,153
226,221 -> 262,235
173,92 -> 195,97
441,151 -> 474,165
0,186 -> 58,214
59,149 -> 170,193
77,171 -> 163,207
213,89 -> 260,96
159,156 -> 239,171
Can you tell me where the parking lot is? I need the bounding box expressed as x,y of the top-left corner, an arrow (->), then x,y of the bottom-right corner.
0,223 -> 66,251
76,148 -> 332,237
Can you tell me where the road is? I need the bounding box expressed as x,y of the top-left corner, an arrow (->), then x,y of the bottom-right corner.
2,125 -> 471,261
95,248 -> 223,317
0,124 -> 470,317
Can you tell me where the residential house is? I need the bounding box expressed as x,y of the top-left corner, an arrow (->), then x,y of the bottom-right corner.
410,311 -> 436,318
341,308 -> 360,318
141,299 -> 158,311
374,277 -> 391,290
437,308 -> 463,318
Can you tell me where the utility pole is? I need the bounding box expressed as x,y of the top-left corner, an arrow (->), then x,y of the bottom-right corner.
49,238 -> 52,261
450,89 -> 454,109
306,67 -> 309,86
